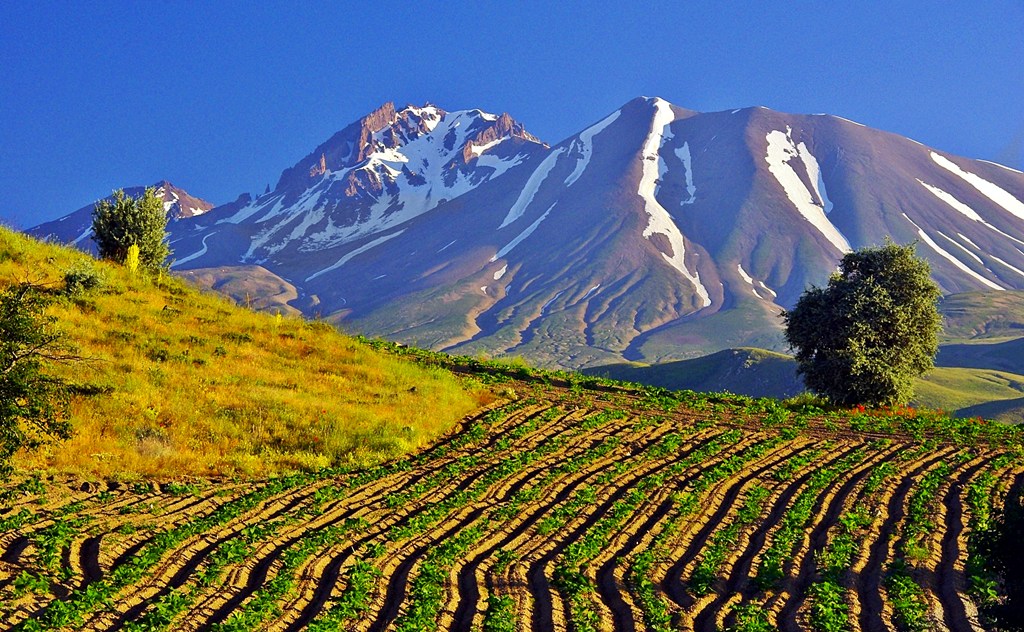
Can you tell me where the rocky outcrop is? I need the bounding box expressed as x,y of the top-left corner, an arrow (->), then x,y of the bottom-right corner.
460,112 -> 546,163
309,153 -> 327,178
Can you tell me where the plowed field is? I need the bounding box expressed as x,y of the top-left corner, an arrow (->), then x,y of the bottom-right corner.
1,386 -> 1019,631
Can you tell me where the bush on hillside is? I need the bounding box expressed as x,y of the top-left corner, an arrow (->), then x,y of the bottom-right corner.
63,260 -> 106,296
0,283 -> 72,478
91,188 -> 171,270
783,241 -> 942,407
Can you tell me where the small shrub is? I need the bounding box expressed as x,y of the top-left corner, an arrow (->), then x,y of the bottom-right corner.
63,260 -> 106,296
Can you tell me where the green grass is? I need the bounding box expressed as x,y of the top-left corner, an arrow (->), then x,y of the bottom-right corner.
938,289 -> 1024,341
0,227 -> 485,479
911,367 -> 1024,412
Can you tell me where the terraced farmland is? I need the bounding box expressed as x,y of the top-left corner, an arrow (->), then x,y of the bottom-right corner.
1,384 -> 1020,631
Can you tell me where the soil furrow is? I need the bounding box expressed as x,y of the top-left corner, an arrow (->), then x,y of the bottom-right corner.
659,439 -> 812,608
445,418 -> 694,630
934,458 -> 994,632
529,433 -> 764,631
855,448 -> 957,632
688,442 -> 866,632
773,444 -> 902,632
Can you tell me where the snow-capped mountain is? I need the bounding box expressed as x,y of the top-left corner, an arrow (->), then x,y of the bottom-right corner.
29,181 -> 213,250
38,98 -> 1024,369
174,102 -> 547,266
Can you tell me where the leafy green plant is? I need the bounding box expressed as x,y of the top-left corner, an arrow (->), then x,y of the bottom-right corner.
482,594 -> 517,632
727,602 -> 774,632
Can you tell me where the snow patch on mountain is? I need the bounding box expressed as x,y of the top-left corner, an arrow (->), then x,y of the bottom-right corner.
222,193 -> 286,225
73,226 -> 91,245
833,116 -> 866,128
902,214 -> 1003,290
639,98 -> 711,308
978,160 -> 1024,175
541,290 -> 565,313
931,152 -> 1024,221
474,152 -> 527,175
470,136 -> 508,156
765,127 -> 851,253
579,284 -> 601,302
500,148 -> 566,228
737,264 -> 762,298
564,110 -> 621,187
919,179 -> 1024,247
306,230 -> 406,282
224,106 -> 541,257
918,180 -> 985,222
989,253 -> 1024,279
493,264 -> 508,280
175,231 -> 220,267
799,147 -> 833,214
493,204 -> 556,261
405,105 -> 442,131
676,142 -> 697,204
939,232 -> 985,265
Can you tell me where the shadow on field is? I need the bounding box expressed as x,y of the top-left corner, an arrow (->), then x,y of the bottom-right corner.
983,473 -> 1024,630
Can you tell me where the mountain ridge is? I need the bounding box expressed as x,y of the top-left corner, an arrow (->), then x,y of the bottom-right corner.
30,97 -> 1024,370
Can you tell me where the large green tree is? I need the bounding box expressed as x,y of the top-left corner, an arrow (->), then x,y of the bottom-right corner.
91,187 -> 171,269
0,283 -> 72,478
783,241 -> 942,407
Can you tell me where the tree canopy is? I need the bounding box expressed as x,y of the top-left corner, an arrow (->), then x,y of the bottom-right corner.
0,283 -> 72,478
91,187 -> 171,270
783,242 -> 942,407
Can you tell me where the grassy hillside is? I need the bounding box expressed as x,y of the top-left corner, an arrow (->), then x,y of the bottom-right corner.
0,227 -> 485,479
939,289 -> 1024,341
912,367 -> 1024,413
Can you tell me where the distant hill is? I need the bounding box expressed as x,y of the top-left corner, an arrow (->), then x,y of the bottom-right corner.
0,227 -> 481,479
586,346 -> 1024,420
957,397 -> 1024,424
177,265 -> 304,316
938,289 -> 1024,341
936,336 -> 1024,373
583,348 -> 804,398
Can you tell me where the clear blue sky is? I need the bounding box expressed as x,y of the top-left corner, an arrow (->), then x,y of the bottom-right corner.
2,2 -> 1022,228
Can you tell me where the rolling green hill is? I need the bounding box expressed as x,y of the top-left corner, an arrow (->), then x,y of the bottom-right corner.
938,289 -> 1024,341
583,348 -> 804,398
957,397 -> 1024,425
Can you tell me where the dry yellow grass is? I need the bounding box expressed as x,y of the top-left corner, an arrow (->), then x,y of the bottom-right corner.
0,227 -> 488,479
